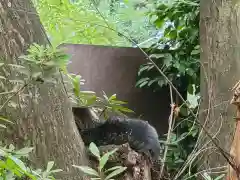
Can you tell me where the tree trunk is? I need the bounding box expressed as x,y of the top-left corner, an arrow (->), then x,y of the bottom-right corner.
0,1 -> 88,179
200,0 -> 240,173
226,84 -> 240,179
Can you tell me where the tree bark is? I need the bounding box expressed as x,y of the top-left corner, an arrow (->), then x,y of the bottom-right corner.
0,1 -> 88,179
226,81 -> 240,179
200,0 -> 240,172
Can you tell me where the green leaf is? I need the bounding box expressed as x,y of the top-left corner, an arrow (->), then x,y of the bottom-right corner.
104,166 -> 127,180
43,61 -> 56,67
150,53 -> 165,59
154,18 -> 165,28
50,169 -> 63,173
139,81 -> 149,88
80,91 -> 96,95
191,126 -> 198,137
180,106 -> 188,117
136,77 -> 149,87
102,91 -> 109,101
168,30 -> 177,39
150,15 -> 158,23
178,64 -> 186,74
157,4 -> 168,11
32,72 -> 42,79
109,94 -> 117,101
157,79 -> 166,87
191,49 -> 200,55
99,154 -> 109,171
46,161 -> 55,172
7,154 -> 27,172
138,65 -> 150,75
215,174 -> 225,180
89,143 -> 100,159
148,79 -> 158,86
0,76 -> 6,80
164,26 -> 172,36
99,148 -> 118,171
8,101 -> 18,109
105,166 -> 124,173
187,84 -> 194,94
118,107 -> 134,113
202,172 -> 212,180
194,45 -> 200,49
0,148 -> 6,156
109,100 -> 127,105
72,165 -> 99,177
9,144 -> 15,151
7,64 -> 25,69
14,147 -> 34,156
0,116 -> 14,124
163,54 -> 172,67
0,124 -> 7,128
17,68 -> 30,76
186,68 -> 195,76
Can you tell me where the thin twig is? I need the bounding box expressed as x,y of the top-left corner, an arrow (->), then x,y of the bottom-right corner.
0,83 -> 28,111
59,70 -> 69,96
160,85 -> 175,178
183,166 -> 227,180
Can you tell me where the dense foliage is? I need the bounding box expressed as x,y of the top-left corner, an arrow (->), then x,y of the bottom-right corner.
34,0 -> 160,47
136,0 -> 200,93
90,0 -> 159,47
33,0 -> 125,47
73,142 -> 127,180
135,0 -> 201,179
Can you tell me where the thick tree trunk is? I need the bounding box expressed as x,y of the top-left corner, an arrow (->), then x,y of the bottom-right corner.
200,0 -> 240,172
0,1 -> 88,179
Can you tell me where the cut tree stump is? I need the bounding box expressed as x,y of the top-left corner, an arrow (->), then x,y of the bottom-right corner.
87,143 -> 169,180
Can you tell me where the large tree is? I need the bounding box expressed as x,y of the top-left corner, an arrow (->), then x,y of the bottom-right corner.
0,1 -> 87,179
200,0 -> 240,172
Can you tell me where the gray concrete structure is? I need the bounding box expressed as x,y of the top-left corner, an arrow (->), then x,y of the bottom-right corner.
61,43 -> 171,134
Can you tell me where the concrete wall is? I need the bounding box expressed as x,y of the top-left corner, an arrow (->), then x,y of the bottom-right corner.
61,43 -> 171,134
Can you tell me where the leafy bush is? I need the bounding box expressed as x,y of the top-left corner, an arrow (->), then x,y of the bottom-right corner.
67,73 -> 134,119
136,0 -> 201,179
136,0 -> 200,93
0,145 -> 61,180
33,0 -> 123,47
73,142 -> 127,180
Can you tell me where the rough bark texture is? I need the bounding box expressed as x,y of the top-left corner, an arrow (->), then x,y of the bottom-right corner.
0,1 -> 88,179
226,81 -> 240,180
200,0 -> 240,171
72,107 -> 102,130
